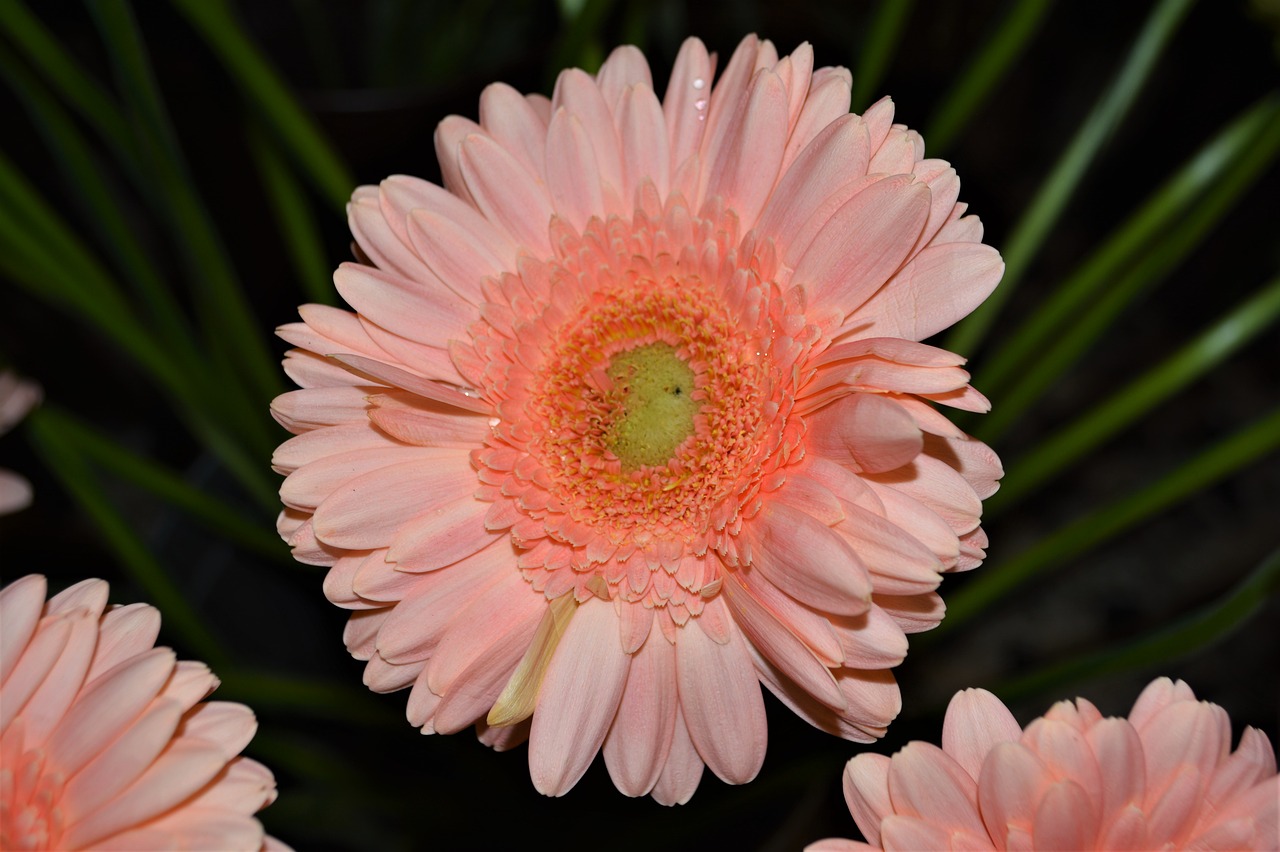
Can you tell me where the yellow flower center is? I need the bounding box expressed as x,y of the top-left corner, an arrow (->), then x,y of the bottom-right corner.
605,343 -> 700,469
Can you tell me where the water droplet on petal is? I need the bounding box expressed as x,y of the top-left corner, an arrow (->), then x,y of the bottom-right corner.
694,99 -> 708,111
692,77 -> 706,90
489,417 -> 501,428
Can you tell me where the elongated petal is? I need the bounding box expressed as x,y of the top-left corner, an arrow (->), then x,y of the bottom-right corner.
530,599 -> 631,795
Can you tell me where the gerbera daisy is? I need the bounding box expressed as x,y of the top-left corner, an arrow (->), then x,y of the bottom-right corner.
273,34 -> 1003,802
811,678 -> 1279,851
0,575 -> 282,850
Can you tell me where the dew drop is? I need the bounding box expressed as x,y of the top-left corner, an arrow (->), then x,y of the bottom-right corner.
488,417 -> 501,428
694,99 -> 708,111
692,77 -> 706,90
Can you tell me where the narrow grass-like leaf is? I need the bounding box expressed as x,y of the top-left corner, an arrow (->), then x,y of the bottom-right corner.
992,546 -> 1280,705
0,0 -> 140,176
37,406 -> 289,563
0,155 -> 186,392
989,274 -> 1280,515
0,151 -> 279,508
980,106 -> 1280,441
26,408 -> 228,669
89,2 -> 284,415
925,0 -> 1056,154
946,0 -> 1197,356
850,0 -> 915,113
170,0 -> 353,209
248,123 -> 335,306
548,0 -> 613,80
217,669 -> 398,727
979,95 -> 1280,400
934,406 -> 1280,637
0,46 -> 200,366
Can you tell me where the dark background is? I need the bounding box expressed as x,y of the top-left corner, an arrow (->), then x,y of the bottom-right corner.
2,1 -> 1278,848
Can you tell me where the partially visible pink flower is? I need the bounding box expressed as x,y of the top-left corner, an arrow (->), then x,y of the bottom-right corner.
0,575 -> 284,851
274,34 -> 1003,802
0,371 -> 41,515
811,678 -> 1279,851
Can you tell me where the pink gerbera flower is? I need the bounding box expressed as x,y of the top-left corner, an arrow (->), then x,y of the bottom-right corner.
273,35 -> 1003,802
812,678 -> 1279,851
0,575 -> 283,850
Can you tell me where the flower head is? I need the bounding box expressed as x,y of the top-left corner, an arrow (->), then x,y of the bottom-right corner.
273,35 -> 1003,802
812,678 -> 1279,851
0,371 -> 41,515
0,575 -> 282,850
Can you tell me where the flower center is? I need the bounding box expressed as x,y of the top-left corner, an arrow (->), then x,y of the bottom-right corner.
604,343 -> 700,469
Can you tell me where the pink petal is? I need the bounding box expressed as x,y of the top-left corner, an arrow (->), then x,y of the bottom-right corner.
978,742 -> 1053,846
424,568 -> 544,698
310,452 -> 477,549
780,64 -> 853,174
720,570 -> 844,710
942,688 -> 1023,782
386,496 -> 496,572
179,701 -> 257,758
430,594 -> 543,735
479,82 -> 549,181
808,394 -> 923,475
529,598 -> 631,795
759,114 -> 871,255
602,624 -> 677,797
702,68 -> 789,231
334,263 -> 473,350
745,501 -> 873,616
1032,779 -> 1099,851
1140,700 -> 1231,791
879,814 -> 953,852
835,502 -> 944,595
650,703 -> 705,806
844,753 -> 893,847
1086,717 -> 1147,814
796,175 -> 931,327
550,69 -> 624,204
888,741 -> 986,838
60,699 -> 184,818
827,606 -> 909,669
0,574 -> 47,683
676,617 -> 766,784
19,608 -> 100,746
596,44 -> 653,110
64,739 -> 229,849
618,84 -> 670,202
45,647 -> 176,775
458,133 -> 554,255
846,242 -> 1003,343
662,37 -> 714,182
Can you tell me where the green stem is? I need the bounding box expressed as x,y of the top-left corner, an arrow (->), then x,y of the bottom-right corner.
169,0 -> 353,209
935,406 -> 1280,637
946,0 -> 1197,356
0,0 -> 141,177
926,0 -> 1056,154
248,123 -> 335,306
993,546 -> 1280,705
0,44 -> 201,368
36,406 -> 289,563
90,1 -> 285,418
978,94 -> 1280,401
27,409 -> 229,669
979,102 -> 1280,442
989,274 -> 1280,515
851,0 -> 916,113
